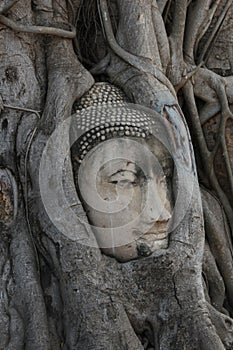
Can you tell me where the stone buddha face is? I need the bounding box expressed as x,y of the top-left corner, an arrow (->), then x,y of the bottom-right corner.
77,135 -> 173,262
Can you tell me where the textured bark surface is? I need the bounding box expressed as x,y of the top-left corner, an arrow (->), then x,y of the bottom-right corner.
0,0 -> 233,349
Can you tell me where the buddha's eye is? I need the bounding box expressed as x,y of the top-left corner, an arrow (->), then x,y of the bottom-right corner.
109,170 -> 137,186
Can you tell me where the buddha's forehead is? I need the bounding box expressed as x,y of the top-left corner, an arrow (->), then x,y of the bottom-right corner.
85,136 -> 173,178
93,136 -> 171,160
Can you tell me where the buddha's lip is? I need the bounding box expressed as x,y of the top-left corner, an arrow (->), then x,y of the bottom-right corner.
145,224 -> 169,235
139,231 -> 168,241
146,229 -> 168,234
133,227 -> 168,236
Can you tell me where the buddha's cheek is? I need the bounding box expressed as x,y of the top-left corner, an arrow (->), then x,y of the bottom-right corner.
88,185 -> 143,229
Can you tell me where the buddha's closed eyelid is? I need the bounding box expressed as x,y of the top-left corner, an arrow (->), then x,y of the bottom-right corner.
108,170 -> 137,184
109,168 -> 137,177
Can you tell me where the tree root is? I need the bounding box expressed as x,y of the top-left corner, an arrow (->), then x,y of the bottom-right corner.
0,168 -> 16,224
190,67 -> 233,214
174,62 -> 203,92
10,202 -> 50,350
157,0 -> 169,14
193,68 -> 233,124
207,303 -> 233,349
90,53 -> 111,75
184,0 -> 212,63
0,14 -> 76,38
1,102 -> 41,119
198,0 -> 232,64
182,80 -> 233,236
98,0 -> 176,97
203,239 -> 225,312
151,1 -> 170,71
201,188 -> 233,310
0,0 -> 19,14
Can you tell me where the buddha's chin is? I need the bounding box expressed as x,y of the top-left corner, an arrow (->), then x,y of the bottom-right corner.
100,235 -> 169,263
136,236 -> 168,257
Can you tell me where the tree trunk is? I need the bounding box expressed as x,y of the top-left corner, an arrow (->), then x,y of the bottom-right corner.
0,0 -> 233,349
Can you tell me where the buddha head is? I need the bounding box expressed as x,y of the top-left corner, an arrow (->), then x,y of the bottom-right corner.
39,83 -> 195,263
70,84 -> 183,262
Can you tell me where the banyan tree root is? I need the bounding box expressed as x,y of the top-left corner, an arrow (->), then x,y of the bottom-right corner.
207,303 -> 233,350
203,239 -> 226,313
201,188 -> 233,311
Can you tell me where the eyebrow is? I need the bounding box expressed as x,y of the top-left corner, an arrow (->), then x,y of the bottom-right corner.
108,169 -> 137,178
100,161 -> 136,178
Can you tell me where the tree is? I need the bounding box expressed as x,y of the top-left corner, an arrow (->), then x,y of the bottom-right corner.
0,0 -> 233,349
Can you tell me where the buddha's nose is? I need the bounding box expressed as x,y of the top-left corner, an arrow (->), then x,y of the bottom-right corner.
147,181 -> 172,223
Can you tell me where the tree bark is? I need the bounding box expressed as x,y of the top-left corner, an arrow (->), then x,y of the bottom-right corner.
0,0 -> 233,349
